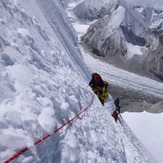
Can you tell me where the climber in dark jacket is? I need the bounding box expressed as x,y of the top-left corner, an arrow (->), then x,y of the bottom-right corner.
114,98 -> 121,113
112,98 -> 121,122
89,73 -> 107,105
89,73 -> 105,89
112,110 -> 119,122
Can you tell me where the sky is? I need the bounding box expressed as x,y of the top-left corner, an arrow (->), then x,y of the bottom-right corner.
0,0 -> 162,163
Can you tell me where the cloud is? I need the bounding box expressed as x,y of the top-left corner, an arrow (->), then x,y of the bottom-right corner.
125,0 -> 163,10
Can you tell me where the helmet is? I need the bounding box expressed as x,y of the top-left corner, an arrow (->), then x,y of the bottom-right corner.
94,75 -> 100,82
92,73 -> 98,77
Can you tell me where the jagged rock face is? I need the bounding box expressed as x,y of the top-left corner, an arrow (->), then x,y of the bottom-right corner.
143,44 -> 163,81
148,100 -> 163,113
81,12 -> 127,61
136,7 -> 163,34
73,0 -> 117,21
81,3 -> 163,80
120,25 -> 146,46
159,34 -> 163,45
81,5 -> 130,64
82,6 -> 154,56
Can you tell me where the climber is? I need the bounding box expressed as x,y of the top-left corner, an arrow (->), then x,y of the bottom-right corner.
112,98 -> 121,122
89,73 -> 109,105
89,73 -> 104,88
114,98 -> 121,113
112,110 -> 119,122
114,98 -> 120,107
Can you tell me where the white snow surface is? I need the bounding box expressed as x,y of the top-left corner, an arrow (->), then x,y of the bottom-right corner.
110,6 -> 126,30
0,0 -> 161,163
125,42 -> 143,58
123,112 -> 163,163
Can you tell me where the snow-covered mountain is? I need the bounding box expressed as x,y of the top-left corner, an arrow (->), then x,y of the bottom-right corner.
135,6 -> 163,33
76,0 -> 163,81
73,0 -> 117,21
0,0 -> 157,163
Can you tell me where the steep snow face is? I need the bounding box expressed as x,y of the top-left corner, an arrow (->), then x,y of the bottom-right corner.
73,0 -> 117,21
120,8 -> 150,47
0,0 -> 92,162
0,0 -> 156,163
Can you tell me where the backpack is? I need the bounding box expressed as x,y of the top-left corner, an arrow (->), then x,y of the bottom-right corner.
97,81 -> 109,101
114,98 -> 120,107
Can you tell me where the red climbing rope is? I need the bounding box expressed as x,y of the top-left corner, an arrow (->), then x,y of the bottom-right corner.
4,95 -> 94,163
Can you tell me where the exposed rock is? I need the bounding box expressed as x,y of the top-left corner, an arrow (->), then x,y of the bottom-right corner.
148,100 -> 163,113
143,43 -> 163,81
81,3 -> 163,81
73,0 -> 117,21
108,84 -> 162,113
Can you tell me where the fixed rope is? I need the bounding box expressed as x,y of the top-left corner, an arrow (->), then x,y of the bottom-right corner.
4,95 -> 94,163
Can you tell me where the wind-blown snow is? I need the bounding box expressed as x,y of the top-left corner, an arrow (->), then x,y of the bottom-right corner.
0,0 -> 157,163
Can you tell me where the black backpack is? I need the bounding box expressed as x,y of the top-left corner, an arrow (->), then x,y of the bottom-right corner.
114,98 -> 120,107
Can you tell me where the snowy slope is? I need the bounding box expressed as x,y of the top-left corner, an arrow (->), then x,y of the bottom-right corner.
0,0 -> 155,163
123,112 -> 163,163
